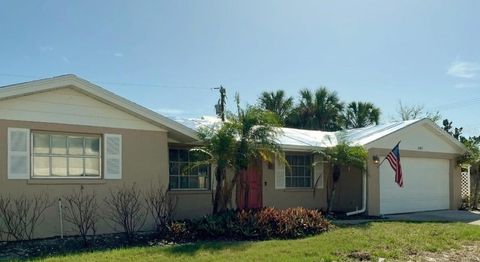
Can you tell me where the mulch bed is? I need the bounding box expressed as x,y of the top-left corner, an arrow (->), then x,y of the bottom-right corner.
0,232 -> 175,260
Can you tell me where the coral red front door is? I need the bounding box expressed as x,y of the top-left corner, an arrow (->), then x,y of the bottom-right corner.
236,164 -> 263,209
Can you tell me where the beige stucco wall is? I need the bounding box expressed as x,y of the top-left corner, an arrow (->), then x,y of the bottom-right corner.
331,166 -> 363,212
367,148 -> 462,216
0,119 -> 169,240
262,160 -> 328,210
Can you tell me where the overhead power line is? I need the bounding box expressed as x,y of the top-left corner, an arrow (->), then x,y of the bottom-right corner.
0,73 -> 215,90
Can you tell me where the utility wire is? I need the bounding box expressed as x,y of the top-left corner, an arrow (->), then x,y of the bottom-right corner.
0,73 -> 215,90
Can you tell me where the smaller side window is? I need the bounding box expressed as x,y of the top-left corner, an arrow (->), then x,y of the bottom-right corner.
285,154 -> 312,188
169,149 -> 210,190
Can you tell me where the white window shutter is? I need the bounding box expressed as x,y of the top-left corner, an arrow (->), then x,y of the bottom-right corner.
211,163 -> 217,190
104,134 -> 122,179
313,154 -> 324,189
274,153 -> 286,189
8,128 -> 30,179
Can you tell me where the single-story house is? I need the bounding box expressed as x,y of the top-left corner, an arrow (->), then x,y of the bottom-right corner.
0,75 -> 466,239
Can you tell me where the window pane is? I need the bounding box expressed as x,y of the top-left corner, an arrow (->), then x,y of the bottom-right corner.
33,156 -> 50,176
69,157 -> 84,176
180,177 -> 189,188
198,166 -> 209,177
169,149 -> 178,161
179,163 -> 188,176
169,176 -> 179,189
179,150 -> 188,162
286,177 -> 292,187
189,177 -> 199,188
68,136 -> 84,155
286,155 -> 294,165
305,178 -> 311,187
84,158 -> 100,176
85,138 -> 100,155
189,166 -> 199,176
169,162 -> 179,176
51,157 -> 67,176
200,176 -> 209,189
51,135 -> 67,155
33,134 -> 49,154
293,167 -> 303,177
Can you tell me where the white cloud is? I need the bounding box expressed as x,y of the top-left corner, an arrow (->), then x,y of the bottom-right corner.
114,52 -> 124,57
447,61 -> 480,78
155,108 -> 184,115
454,83 -> 477,89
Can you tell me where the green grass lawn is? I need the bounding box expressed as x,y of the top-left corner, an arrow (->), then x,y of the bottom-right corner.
40,221 -> 480,262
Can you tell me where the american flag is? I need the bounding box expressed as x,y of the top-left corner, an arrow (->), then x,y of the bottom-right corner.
385,143 -> 403,187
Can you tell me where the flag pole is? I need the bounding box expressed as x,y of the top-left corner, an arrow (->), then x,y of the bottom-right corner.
377,141 -> 401,167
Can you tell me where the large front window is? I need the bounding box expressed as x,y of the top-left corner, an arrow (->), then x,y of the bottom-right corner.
285,154 -> 312,188
32,133 -> 101,178
169,149 -> 210,190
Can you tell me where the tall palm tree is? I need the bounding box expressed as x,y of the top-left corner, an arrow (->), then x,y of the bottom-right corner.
194,96 -> 281,213
288,87 -> 344,131
258,90 -> 294,125
343,101 -> 381,129
194,124 -> 238,214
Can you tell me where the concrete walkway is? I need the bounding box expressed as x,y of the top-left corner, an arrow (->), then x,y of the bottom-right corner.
333,210 -> 480,225
386,210 -> 480,225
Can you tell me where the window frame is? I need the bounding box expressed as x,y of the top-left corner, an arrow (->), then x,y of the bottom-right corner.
285,153 -> 313,188
30,131 -> 103,179
168,148 -> 211,191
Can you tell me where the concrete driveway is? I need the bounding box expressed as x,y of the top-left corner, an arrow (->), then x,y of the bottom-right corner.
386,210 -> 480,225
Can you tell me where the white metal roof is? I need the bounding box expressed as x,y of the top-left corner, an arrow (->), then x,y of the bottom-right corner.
179,116 -> 465,153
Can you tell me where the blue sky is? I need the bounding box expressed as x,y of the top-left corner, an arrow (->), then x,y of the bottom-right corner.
1,1 -> 479,135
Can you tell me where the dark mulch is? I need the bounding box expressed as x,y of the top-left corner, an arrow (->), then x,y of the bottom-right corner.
0,232 -> 176,261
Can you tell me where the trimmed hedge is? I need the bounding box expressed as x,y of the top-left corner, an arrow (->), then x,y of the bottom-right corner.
167,207 -> 331,241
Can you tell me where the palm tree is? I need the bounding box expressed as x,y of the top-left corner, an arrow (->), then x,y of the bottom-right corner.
194,124 -> 238,214
229,96 -> 281,208
258,90 -> 294,125
343,101 -> 381,129
320,141 -> 367,213
287,87 -> 344,131
194,96 -> 281,213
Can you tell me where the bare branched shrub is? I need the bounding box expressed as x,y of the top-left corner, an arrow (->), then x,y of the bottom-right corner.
104,183 -> 146,243
0,193 -> 51,241
145,184 -> 177,234
63,188 -> 99,247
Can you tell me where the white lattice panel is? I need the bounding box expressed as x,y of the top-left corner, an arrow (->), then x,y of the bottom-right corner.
461,171 -> 471,198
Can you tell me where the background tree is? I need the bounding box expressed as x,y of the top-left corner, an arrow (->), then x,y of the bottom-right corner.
442,119 -> 464,141
396,101 -> 441,122
287,87 -> 344,131
258,90 -> 294,125
443,119 -> 480,209
343,101 -> 381,128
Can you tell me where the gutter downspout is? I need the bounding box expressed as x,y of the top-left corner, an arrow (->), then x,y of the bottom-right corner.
346,164 -> 367,216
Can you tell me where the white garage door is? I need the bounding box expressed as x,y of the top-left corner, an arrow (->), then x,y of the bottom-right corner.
379,157 -> 450,215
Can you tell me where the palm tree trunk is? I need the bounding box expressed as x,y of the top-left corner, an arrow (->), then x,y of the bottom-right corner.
327,164 -> 342,213
213,167 -> 226,214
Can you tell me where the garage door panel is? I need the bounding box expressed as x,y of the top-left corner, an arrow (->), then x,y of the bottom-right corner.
380,157 -> 449,214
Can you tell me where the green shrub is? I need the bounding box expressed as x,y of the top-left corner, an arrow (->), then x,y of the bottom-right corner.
187,207 -> 331,241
